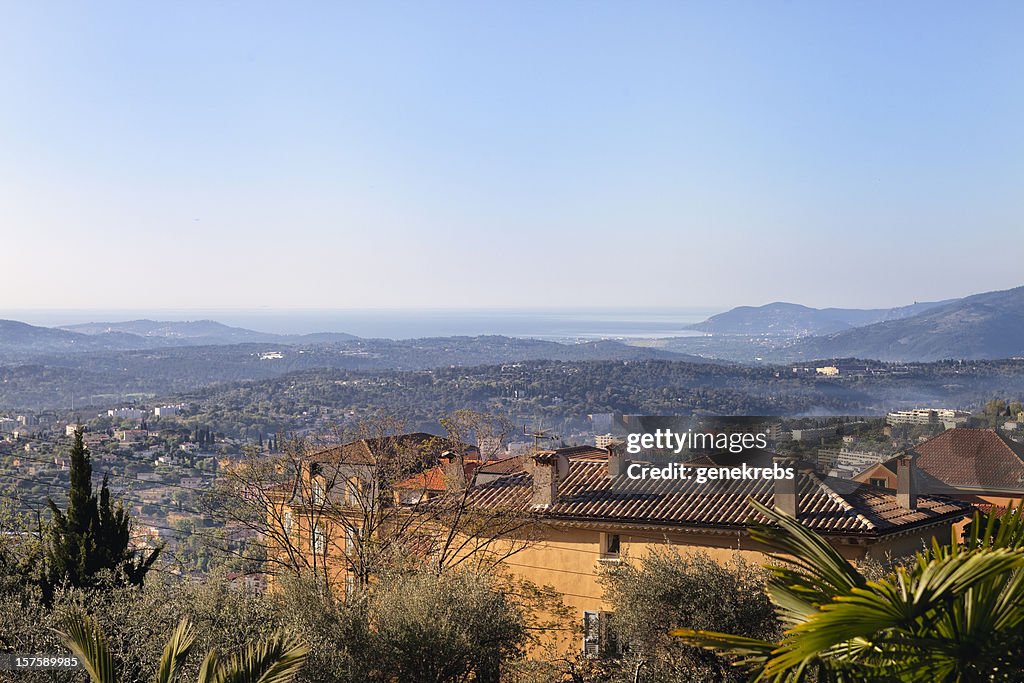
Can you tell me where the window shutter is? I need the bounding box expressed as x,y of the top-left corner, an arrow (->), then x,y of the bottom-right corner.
583,611 -> 601,658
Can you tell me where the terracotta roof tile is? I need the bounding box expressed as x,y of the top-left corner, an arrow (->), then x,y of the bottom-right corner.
312,433 -> 477,465
904,428 -> 1024,492
477,446 -> 606,475
465,456 -> 970,538
395,461 -> 481,492
478,454 -> 528,475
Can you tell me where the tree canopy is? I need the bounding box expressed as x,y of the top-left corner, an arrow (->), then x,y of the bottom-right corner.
46,429 -> 160,589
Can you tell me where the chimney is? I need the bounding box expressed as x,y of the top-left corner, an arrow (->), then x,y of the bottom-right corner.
773,455 -> 798,517
896,454 -> 916,510
606,443 -> 628,477
440,450 -> 466,493
531,451 -> 565,507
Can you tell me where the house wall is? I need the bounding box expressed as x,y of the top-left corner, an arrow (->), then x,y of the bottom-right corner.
480,519 -> 956,658
270,473 -> 963,660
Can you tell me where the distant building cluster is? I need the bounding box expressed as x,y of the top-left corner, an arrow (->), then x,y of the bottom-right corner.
104,404 -> 186,419
886,408 -> 969,429
107,407 -> 145,420
154,404 -> 183,417
815,447 -> 889,478
790,426 -> 839,442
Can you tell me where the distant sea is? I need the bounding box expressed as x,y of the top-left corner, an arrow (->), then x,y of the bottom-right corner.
2,308 -> 720,341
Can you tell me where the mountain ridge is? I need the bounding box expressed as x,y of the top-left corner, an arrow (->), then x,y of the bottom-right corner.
790,285 -> 1024,362
687,299 -> 953,337
61,319 -> 359,345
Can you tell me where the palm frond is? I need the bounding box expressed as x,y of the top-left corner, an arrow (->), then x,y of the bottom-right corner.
670,627 -> 776,664
762,549 -> 1024,676
746,499 -> 865,597
204,632 -> 309,683
197,649 -> 221,683
154,618 -> 196,683
974,499 -> 1024,550
56,614 -> 117,683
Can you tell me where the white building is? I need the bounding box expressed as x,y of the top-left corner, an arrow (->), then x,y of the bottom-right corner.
154,405 -> 182,417
790,426 -> 838,442
107,407 -> 145,420
476,436 -> 503,460
886,408 -> 969,429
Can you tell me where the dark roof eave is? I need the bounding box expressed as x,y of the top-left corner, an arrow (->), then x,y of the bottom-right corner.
526,507 -> 971,540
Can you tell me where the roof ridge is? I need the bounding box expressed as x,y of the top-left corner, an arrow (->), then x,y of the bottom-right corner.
806,470 -> 878,531
993,430 -> 1024,464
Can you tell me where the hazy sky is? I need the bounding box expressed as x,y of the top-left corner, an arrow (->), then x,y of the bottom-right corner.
2,2 -> 1022,311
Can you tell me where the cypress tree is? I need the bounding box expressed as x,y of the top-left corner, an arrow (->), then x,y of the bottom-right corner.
47,429 -> 161,588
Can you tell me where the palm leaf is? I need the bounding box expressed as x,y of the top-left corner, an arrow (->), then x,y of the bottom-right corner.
203,632 -> 309,683
154,618 -> 196,683
745,499 -> 866,630
197,649 -> 221,683
669,627 -> 776,666
56,614 -> 117,683
763,550 -> 1024,676
746,499 -> 865,597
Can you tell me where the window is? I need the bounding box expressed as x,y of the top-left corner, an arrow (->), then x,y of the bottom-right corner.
282,510 -> 294,538
583,611 -> 623,659
600,532 -> 621,560
311,523 -> 327,554
311,478 -> 326,506
345,572 -> 357,599
345,526 -> 358,553
583,611 -> 601,658
870,477 -> 888,488
346,478 -> 360,506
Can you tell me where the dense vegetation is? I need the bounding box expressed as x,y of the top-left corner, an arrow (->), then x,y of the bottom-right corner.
46,430 -> 161,591
0,337 -> 692,410
673,501 -> 1024,681
177,359 -> 1024,438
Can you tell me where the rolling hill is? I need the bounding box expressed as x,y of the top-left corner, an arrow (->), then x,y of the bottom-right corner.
792,286 -> 1024,361
687,300 -> 952,337
61,319 -> 359,345
0,320 -> 151,353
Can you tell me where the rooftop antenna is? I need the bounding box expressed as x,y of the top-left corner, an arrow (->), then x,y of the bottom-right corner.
524,423 -> 559,450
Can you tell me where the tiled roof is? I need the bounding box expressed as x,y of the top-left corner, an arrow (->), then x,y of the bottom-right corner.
464,455 -> 970,538
395,460 -> 481,492
394,467 -> 449,492
477,446 -> 606,475
311,433 -> 477,466
902,428 -> 1024,492
546,445 -> 608,461
478,454 -> 529,475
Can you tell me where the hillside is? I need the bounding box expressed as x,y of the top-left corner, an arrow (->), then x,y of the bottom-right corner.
180,358 -> 1024,438
792,286 -> 1024,361
61,319 -> 359,345
0,335 -> 706,409
688,300 -> 951,337
0,319 -> 155,353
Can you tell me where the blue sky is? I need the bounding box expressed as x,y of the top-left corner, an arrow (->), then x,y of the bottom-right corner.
2,2 -> 1022,311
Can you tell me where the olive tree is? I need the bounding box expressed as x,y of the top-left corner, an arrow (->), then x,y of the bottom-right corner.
600,548 -> 779,683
